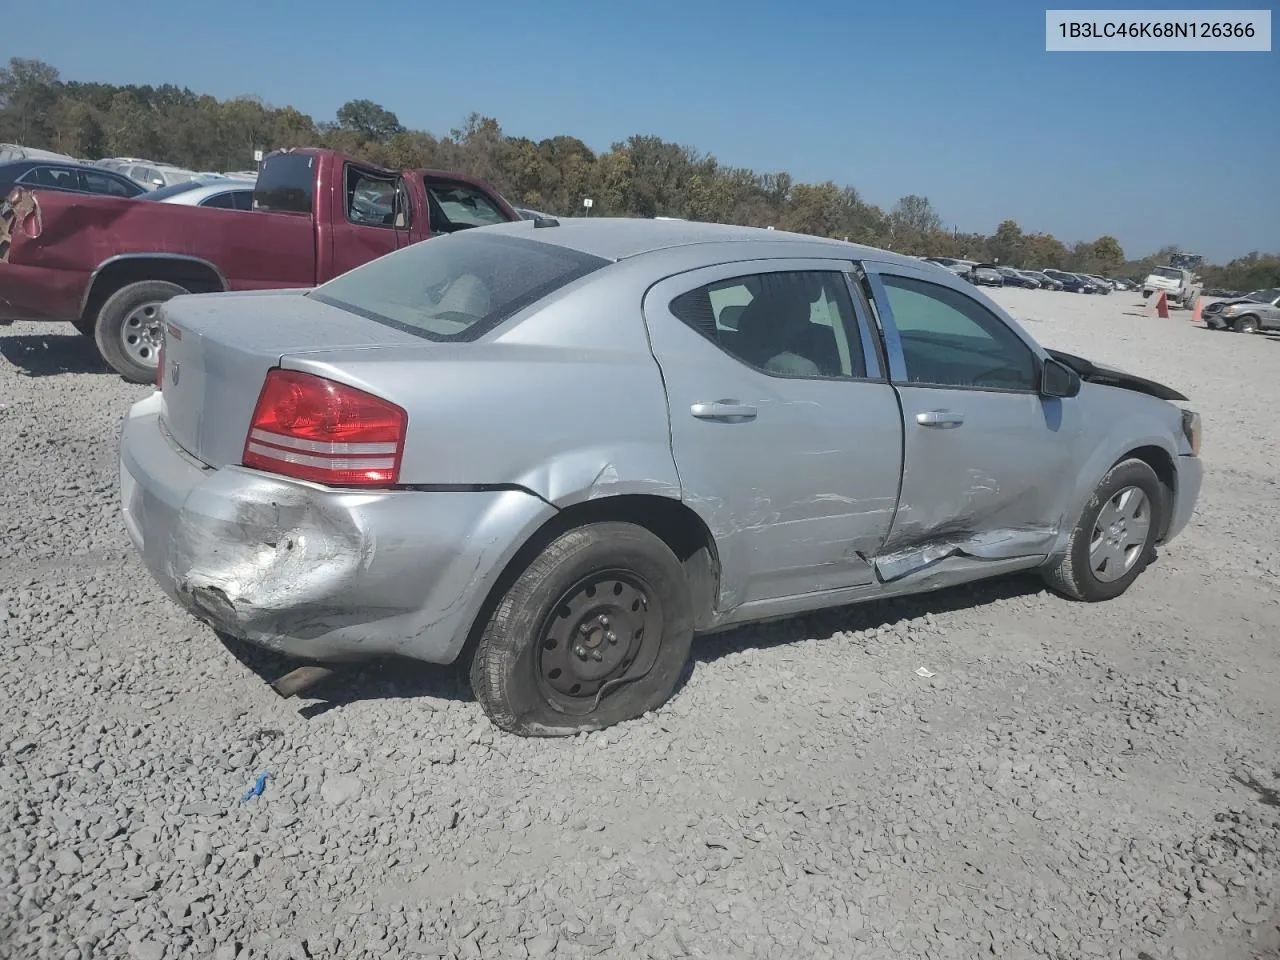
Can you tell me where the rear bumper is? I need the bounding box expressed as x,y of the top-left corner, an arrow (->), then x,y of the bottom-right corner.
1164,454 -> 1203,545
0,263 -> 88,323
119,393 -> 557,664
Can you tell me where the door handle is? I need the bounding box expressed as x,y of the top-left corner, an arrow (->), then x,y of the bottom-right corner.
691,401 -> 757,422
916,409 -> 965,428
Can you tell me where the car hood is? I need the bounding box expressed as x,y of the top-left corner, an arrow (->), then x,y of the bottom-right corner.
1046,348 -> 1188,402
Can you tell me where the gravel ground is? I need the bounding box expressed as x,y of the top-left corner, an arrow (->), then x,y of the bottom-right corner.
2,289 -> 1279,960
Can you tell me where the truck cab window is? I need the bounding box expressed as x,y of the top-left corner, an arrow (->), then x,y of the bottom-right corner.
345,166 -> 404,228
424,181 -> 509,233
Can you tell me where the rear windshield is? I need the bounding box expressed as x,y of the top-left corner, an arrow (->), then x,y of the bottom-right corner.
1151,267 -> 1181,280
254,152 -> 314,214
308,231 -> 610,341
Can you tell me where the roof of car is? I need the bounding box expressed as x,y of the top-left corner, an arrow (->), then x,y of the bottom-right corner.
474,216 -> 917,267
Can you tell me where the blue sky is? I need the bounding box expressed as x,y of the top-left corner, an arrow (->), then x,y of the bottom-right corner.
5,0 -> 1277,261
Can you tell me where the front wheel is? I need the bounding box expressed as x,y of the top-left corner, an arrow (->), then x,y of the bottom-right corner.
1235,315 -> 1259,334
94,280 -> 189,383
470,522 -> 695,736
1043,458 -> 1166,602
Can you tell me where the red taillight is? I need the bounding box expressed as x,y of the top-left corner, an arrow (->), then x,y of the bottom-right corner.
241,369 -> 407,487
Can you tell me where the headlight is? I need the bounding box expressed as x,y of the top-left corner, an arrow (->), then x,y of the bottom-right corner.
1222,304 -> 1241,314
1181,409 -> 1202,457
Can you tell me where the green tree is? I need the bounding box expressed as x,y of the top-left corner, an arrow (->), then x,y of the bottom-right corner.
0,57 -> 61,145
335,98 -> 403,144
989,219 -> 1024,265
1092,235 -> 1124,273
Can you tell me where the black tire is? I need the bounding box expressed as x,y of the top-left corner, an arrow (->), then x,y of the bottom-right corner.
470,522 -> 694,737
1042,458 -> 1166,602
94,280 -> 189,383
1235,315 -> 1259,334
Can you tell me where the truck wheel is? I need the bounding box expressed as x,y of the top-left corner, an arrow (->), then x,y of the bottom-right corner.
1235,315 -> 1259,334
470,521 -> 695,737
1042,458 -> 1165,602
94,280 -> 189,383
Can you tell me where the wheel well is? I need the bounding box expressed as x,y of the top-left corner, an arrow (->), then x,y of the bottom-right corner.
1117,445 -> 1176,540
455,494 -> 722,672
81,258 -> 225,327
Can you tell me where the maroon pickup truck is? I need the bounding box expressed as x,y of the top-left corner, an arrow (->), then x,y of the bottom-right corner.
0,147 -> 521,381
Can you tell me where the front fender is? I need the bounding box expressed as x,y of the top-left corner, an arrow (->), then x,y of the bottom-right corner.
1049,391 -> 1183,557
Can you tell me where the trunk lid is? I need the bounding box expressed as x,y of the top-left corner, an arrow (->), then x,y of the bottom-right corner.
159,289 -> 425,468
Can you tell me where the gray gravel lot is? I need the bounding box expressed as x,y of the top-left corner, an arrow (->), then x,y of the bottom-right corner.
2,289 -> 1279,960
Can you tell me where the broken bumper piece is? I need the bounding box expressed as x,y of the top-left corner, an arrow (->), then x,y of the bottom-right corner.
118,393 -> 556,664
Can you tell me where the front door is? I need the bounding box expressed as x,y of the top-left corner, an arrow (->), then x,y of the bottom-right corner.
328,163 -> 408,280
642,260 -> 904,609
862,263 -> 1080,581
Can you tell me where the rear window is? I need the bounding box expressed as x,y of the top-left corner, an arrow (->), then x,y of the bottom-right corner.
254,152 -> 314,214
308,231 -> 609,341
1152,267 -> 1181,280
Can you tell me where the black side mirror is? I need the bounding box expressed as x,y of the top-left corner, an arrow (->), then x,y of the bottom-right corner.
1041,357 -> 1081,398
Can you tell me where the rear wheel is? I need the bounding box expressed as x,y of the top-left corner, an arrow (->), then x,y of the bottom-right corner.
470,522 -> 695,736
1043,459 -> 1165,602
94,280 -> 189,383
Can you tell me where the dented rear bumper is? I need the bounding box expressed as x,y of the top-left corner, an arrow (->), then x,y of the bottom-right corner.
118,392 -> 556,664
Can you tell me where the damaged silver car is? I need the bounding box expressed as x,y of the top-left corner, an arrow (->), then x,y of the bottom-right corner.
118,218 -> 1204,736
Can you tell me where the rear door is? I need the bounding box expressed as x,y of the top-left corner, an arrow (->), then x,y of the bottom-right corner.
860,261 -> 1079,581
327,161 -> 411,280
643,259 -> 903,608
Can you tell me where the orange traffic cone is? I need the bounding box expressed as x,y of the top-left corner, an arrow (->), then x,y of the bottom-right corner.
1190,296 -> 1202,322
1144,291 -> 1170,318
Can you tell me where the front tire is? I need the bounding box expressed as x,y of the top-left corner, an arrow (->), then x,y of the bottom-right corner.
470,522 -> 695,736
1043,458 -> 1165,602
94,280 -> 189,383
1235,315 -> 1259,334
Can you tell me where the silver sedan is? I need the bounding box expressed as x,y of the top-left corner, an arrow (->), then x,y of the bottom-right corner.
118,219 -> 1204,735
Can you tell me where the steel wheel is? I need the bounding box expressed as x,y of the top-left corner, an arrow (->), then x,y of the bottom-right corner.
121,301 -> 165,369
535,570 -> 663,716
1089,486 -> 1151,583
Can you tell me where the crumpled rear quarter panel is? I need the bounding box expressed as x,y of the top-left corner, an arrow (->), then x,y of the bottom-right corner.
121,399 -> 555,663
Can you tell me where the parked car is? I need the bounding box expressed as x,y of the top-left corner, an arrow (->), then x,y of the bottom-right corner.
138,176 -> 256,210
998,266 -> 1038,288
970,263 -> 1005,287
0,159 -> 146,199
514,206 -> 559,220
1202,287 -> 1280,333
1023,270 -> 1063,291
1042,269 -> 1093,293
924,257 -> 976,280
0,147 -> 521,382
0,143 -> 76,163
1109,277 -> 1134,291
117,219 -> 1204,735
1085,275 -> 1112,295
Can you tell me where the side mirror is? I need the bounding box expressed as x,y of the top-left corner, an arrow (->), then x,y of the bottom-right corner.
1041,358 -> 1081,398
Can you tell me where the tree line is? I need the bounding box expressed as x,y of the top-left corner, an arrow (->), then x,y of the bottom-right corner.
2,57 -> 1275,291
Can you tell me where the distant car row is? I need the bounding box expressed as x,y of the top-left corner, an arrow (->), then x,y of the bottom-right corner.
1,159 -> 257,210
918,258 -> 1134,294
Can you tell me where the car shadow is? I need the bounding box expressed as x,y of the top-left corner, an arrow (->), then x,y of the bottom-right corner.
214,631 -> 476,719
686,573 -> 1045,670
0,331 -> 110,377
218,572 -> 1050,721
